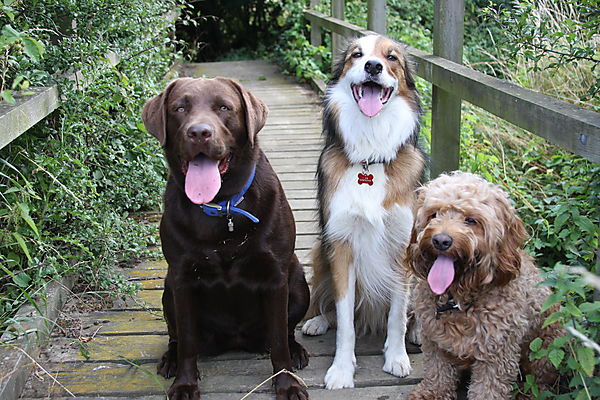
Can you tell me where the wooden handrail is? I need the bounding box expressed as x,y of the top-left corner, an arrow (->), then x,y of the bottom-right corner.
304,9 -> 600,164
0,51 -> 120,151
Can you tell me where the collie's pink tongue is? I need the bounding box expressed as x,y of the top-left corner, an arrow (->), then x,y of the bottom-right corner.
358,85 -> 383,117
184,155 -> 221,204
427,256 -> 455,295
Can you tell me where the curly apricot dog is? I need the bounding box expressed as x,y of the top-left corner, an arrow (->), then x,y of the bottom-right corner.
406,172 -> 562,400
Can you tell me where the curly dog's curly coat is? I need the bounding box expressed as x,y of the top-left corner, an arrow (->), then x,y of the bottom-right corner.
406,172 -> 562,400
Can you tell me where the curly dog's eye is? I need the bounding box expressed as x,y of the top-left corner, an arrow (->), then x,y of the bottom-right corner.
429,212 -> 437,220
465,217 -> 477,225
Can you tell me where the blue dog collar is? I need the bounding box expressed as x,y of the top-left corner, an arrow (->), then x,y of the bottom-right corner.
201,165 -> 260,231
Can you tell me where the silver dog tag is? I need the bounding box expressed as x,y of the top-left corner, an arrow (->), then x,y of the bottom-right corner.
227,216 -> 234,232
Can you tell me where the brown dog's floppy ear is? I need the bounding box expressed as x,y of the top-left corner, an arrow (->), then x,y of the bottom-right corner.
493,195 -> 528,286
142,79 -> 180,147
217,78 -> 268,147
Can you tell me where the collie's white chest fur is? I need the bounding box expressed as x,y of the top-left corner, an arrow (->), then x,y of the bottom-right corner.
325,164 -> 413,303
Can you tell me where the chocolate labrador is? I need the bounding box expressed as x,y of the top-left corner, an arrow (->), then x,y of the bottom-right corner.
142,77 -> 310,400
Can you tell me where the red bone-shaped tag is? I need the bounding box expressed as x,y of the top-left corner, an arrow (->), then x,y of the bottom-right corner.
358,173 -> 374,185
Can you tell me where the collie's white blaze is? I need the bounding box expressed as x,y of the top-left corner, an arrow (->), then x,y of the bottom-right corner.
344,35 -> 398,91
327,82 -> 417,163
324,265 -> 357,390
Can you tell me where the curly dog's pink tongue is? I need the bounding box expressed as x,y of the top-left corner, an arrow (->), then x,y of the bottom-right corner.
358,85 -> 383,117
185,155 -> 221,204
428,255 -> 455,295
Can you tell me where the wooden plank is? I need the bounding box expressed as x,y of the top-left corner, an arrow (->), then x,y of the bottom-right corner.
303,9 -> 600,162
331,0 -> 346,59
21,385 -> 418,400
22,353 -> 424,397
430,0 -> 464,177
42,329 -> 420,364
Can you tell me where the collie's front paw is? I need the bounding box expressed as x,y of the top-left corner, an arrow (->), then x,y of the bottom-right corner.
302,315 -> 329,336
324,362 -> 355,389
383,350 -> 412,377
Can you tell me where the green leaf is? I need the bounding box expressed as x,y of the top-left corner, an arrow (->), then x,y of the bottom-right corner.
579,302 -> 600,313
575,390 -> 589,400
529,337 -> 543,352
0,24 -> 21,45
548,348 -> 565,368
22,36 -> 45,63
543,311 -> 563,328
541,292 -> 562,313
13,232 -> 32,263
577,346 -> 595,376
564,300 -> 583,318
12,272 -> 30,288
1,89 -> 16,105
17,202 -> 40,238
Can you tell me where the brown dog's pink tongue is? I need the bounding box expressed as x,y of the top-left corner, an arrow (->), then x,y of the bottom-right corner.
185,155 -> 221,204
427,255 -> 455,295
358,85 -> 383,117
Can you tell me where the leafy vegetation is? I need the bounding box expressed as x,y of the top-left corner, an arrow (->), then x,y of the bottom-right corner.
0,0 -> 179,334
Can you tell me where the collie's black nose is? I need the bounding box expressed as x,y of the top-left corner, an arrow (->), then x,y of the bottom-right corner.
432,233 -> 453,251
364,60 -> 383,76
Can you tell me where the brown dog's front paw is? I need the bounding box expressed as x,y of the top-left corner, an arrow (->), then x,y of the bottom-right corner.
157,349 -> 177,378
168,380 -> 200,400
274,373 -> 308,400
289,340 -> 309,370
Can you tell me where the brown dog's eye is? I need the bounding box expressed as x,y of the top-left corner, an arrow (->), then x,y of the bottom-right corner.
386,54 -> 398,61
352,52 -> 363,59
175,106 -> 185,113
465,217 -> 477,225
219,105 -> 230,111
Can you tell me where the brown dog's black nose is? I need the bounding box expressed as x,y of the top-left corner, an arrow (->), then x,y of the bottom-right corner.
187,123 -> 214,141
432,233 -> 453,251
365,60 -> 383,76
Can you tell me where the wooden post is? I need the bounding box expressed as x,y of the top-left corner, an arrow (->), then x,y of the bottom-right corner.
310,0 -> 322,47
367,0 -> 386,34
331,0 -> 345,69
430,0 -> 464,178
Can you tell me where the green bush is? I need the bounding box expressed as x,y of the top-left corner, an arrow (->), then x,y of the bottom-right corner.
0,0 -> 179,332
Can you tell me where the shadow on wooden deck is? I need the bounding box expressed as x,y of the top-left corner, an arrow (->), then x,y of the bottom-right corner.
20,60 -> 424,399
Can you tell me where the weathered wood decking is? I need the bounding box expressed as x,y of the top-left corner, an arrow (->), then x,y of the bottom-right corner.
20,60 -> 423,399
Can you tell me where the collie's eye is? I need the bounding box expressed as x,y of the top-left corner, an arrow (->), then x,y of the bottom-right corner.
465,217 -> 477,225
219,105 -> 230,111
386,54 -> 398,61
175,106 -> 185,113
352,52 -> 363,59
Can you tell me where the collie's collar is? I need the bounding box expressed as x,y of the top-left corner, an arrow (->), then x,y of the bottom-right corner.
201,165 -> 260,231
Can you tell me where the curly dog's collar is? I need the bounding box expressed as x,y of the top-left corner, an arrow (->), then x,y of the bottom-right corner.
435,294 -> 473,320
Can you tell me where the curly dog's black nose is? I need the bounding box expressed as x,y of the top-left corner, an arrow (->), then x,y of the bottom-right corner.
432,233 -> 453,251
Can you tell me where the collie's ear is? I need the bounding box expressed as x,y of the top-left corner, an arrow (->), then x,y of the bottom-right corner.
142,79 -> 182,147
402,50 -> 417,90
492,197 -> 528,286
218,78 -> 268,148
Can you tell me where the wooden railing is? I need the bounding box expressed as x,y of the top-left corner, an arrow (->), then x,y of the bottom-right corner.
305,0 -> 600,174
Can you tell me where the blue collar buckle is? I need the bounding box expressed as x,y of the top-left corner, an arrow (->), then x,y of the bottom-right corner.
200,165 -> 260,232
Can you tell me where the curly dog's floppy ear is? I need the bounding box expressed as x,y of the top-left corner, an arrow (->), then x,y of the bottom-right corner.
142,79 -> 185,147
492,194 -> 528,286
217,78 -> 268,148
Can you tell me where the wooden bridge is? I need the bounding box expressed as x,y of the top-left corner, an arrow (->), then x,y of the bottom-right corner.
2,1 -> 599,400
17,60 -> 423,399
